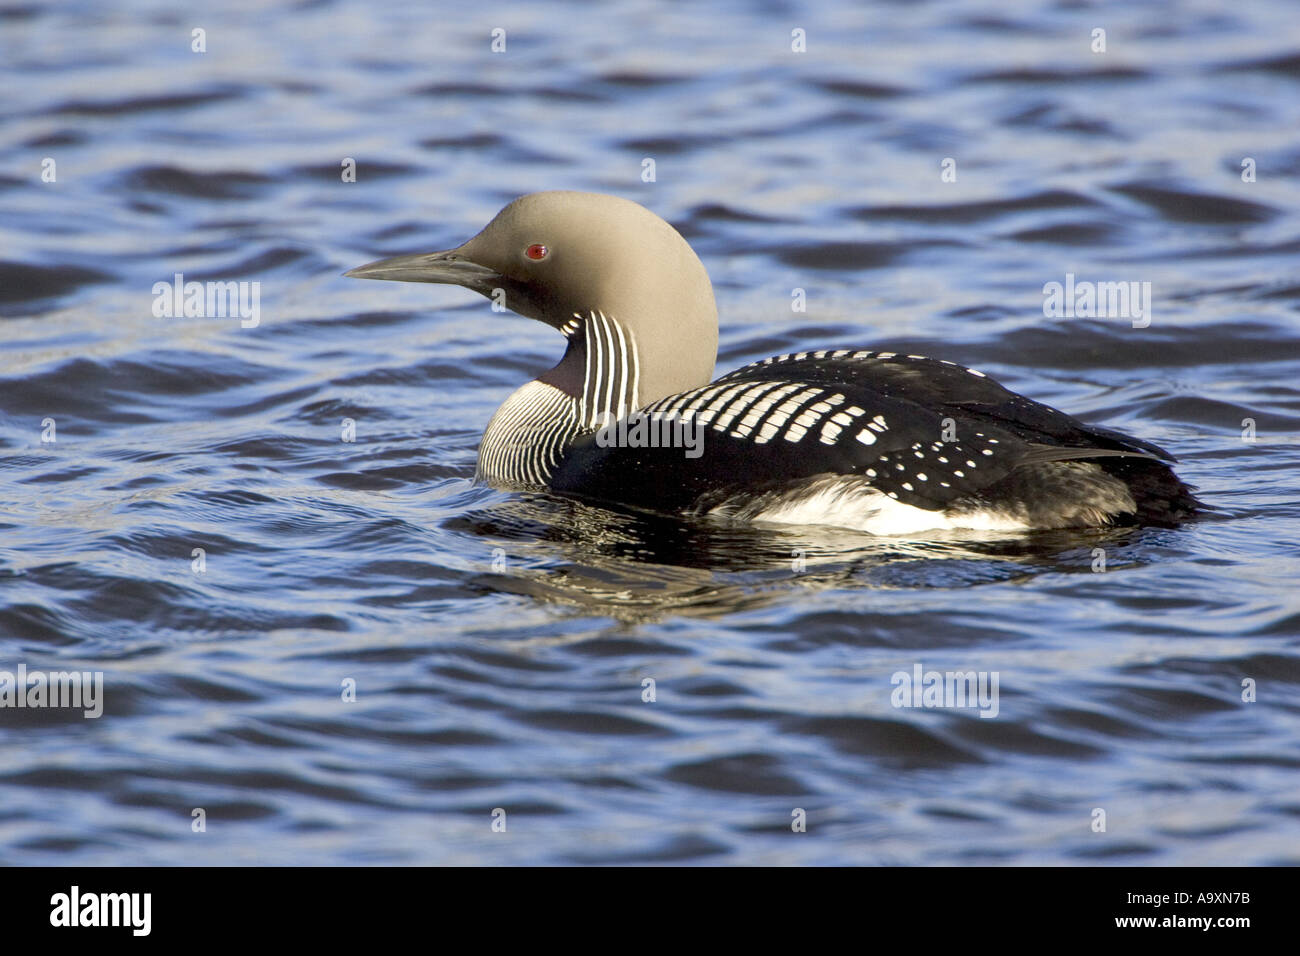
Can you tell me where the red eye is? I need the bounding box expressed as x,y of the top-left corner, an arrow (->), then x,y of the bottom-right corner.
525,243 -> 548,261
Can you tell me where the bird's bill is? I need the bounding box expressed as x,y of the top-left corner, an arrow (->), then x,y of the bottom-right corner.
344,250 -> 501,293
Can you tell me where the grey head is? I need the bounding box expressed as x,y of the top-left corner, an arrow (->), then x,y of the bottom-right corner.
346,191 -> 719,412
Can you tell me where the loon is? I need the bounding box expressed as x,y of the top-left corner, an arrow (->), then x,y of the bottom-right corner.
346,191 -> 1200,534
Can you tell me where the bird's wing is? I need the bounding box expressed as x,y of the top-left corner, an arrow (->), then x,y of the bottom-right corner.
549,348 -> 1164,514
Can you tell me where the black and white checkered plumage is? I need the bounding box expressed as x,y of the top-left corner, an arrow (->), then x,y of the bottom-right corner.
550,347 -> 1200,532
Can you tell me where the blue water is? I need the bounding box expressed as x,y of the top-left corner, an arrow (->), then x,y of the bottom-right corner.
2,0 -> 1299,865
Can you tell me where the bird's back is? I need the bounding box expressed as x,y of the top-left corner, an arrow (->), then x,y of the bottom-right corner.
549,349 -> 1201,533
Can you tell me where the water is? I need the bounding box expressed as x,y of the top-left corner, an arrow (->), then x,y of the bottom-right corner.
2,0 -> 1299,865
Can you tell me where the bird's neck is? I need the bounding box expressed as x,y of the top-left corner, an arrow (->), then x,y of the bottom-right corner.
476,310 -> 643,487
541,310 -> 642,429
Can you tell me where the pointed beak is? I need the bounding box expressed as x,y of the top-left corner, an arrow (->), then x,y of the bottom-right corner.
344,250 -> 502,294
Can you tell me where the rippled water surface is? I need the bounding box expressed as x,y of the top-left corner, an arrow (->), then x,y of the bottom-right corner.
3,0 -> 1300,865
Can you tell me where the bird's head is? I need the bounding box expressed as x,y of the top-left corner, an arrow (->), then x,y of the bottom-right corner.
346,191 -> 719,405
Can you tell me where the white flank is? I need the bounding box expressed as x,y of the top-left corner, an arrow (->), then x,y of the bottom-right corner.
713,483 -> 1031,535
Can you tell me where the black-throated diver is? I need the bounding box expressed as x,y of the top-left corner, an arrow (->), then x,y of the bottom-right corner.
346,191 -> 1200,534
